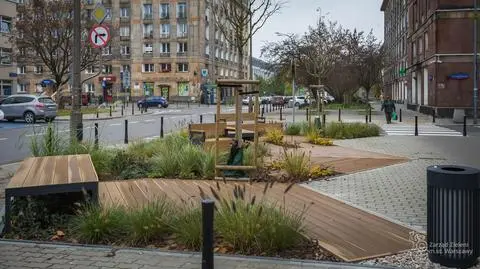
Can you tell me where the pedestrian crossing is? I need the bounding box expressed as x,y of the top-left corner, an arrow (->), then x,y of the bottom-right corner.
382,124 -> 464,137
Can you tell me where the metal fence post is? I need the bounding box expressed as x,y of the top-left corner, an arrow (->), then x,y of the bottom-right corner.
399,109 -> 402,122
132,103 -> 134,115
280,107 -> 283,120
202,200 -> 214,269
432,110 -> 436,123
338,109 -> 341,122
415,116 -> 419,136
109,106 -> 112,117
369,107 -> 372,123
124,119 -> 128,144
464,116 -> 467,136
160,117 -> 164,138
200,114 -> 203,124
365,114 -> 368,124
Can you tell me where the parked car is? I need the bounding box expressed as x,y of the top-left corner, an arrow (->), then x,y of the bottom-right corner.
0,109 -> 3,121
137,96 -> 169,108
271,96 -> 285,106
0,94 -> 57,123
242,96 -> 253,105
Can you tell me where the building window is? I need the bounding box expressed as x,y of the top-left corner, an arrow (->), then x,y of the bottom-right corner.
143,64 -> 155,73
143,4 -> 153,19
86,66 -> 96,74
17,84 -> 28,93
0,47 -> 12,65
121,65 -> 130,73
143,24 -> 153,38
18,66 -> 26,74
34,65 -> 43,74
143,43 -> 153,54
120,26 -> 130,37
0,16 -> 12,33
161,43 -> 170,53
177,23 -> 187,37
160,3 -> 170,19
120,7 -> 130,18
205,44 -> 210,55
205,25 -> 210,40
102,65 -> 112,74
160,24 -> 170,38
105,8 -> 112,19
177,63 -> 188,72
102,46 -> 112,55
120,45 -> 130,55
177,42 -> 187,54
424,32 -> 428,52
84,83 -> 95,93
0,80 -> 12,96
160,63 -> 171,72
177,2 -> 187,19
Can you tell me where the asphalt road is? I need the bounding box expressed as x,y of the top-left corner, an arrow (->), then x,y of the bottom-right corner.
438,124 -> 480,137
0,106 -> 235,165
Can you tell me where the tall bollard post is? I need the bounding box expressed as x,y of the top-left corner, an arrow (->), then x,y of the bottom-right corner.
132,103 -> 134,115
369,107 -> 372,123
187,101 -> 190,108
432,110 -> 436,123
280,107 -> 283,120
200,114 -> 203,123
463,116 -> 467,136
322,114 -> 326,126
202,200 -> 214,269
365,114 -> 368,124
415,116 -> 418,136
121,105 -> 124,117
261,106 -> 264,117
306,108 -> 309,121
338,109 -> 341,122
399,109 -> 402,122
94,123 -> 99,149
160,116 -> 164,138
109,106 -> 112,117
96,110 -> 99,119
124,119 -> 128,144
214,114 -> 217,123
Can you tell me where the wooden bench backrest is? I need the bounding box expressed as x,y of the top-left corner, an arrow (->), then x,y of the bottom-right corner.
189,123 -> 227,138
241,122 -> 283,134
217,113 -> 257,122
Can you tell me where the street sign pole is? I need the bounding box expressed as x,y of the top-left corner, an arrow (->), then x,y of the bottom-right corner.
474,0 -> 478,124
70,0 -> 83,141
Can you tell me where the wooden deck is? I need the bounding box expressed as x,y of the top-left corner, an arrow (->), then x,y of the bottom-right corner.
4,155 -> 99,233
99,179 -> 414,262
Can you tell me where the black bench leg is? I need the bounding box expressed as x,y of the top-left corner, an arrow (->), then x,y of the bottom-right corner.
3,191 -> 12,234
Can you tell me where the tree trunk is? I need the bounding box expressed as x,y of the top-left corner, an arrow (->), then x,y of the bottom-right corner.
235,48 -> 245,147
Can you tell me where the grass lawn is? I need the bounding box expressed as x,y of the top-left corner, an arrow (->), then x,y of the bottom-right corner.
57,108 -> 110,117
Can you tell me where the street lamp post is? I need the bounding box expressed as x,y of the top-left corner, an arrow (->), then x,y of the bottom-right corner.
70,0 -> 83,141
474,0 -> 478,124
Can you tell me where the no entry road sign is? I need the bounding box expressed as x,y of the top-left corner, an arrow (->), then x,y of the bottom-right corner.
89,25 -> 111,48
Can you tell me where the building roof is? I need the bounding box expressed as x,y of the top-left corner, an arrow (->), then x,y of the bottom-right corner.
380,0 -> 389,11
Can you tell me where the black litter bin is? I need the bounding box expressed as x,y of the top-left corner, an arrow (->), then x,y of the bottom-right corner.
427,165 -> 480,268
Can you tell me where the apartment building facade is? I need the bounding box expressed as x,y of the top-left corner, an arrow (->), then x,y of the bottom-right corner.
17,0 -> 250,101
383,0 -> 480,116
0,0 -> 17,98
252,57 -> 273,79
380,0 -> 408,102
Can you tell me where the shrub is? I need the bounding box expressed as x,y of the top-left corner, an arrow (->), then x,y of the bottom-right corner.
323,122 -> 380,139
170,205 -> 203,250
285,123 -> 302,135
281,147 -> 310,180
305,129 -> 333,146
309,165 -> 335,178
109,150 -> 149,180
29,123 -> 65,157
264,128 -> 284,145
243,142 -> 269,166
89,148 -> 117,179
127,198 -> 175,245
214,185 -> 305,254
69,204 -> 128,244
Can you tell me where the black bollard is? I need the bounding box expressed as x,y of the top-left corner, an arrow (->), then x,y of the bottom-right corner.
145,105 -> 147,112
121,105 -> 124,117
261,107 -> 265,117
369,107 -> 372,123
94,123 -> 99,149
280,107 -> 283,120
338,109 -> 341,122
187,101 -> 190,108
124,119 -> 128,144
200,114 -> 203,123
141,106 -> 144,114
399,109 -> 402,122
463,115 -> 467,136
109,106 -> 112,117
214,114 -> 217,123
415,116 -> 418,136
432,110 -> 436,123
322,114 -> 326,126
96,110 -> 99,118
306,108 -> 309,121
365,114 -> 368,124
132,103 -> 134,115
202,200 -> 215,269
160,116 -> 164,138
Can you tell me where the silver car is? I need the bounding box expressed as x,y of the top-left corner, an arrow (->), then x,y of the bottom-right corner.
0,94 -> 57,123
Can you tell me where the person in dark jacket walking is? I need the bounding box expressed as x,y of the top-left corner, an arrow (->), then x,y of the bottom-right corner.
381,96 -> 396,124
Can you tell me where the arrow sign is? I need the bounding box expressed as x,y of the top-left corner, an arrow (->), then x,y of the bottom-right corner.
89,24 -> 111,48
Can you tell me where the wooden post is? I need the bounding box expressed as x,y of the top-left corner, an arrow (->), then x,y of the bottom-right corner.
235,88 -> 242,147
254,93 -> 259,169
214,86 -> 221,178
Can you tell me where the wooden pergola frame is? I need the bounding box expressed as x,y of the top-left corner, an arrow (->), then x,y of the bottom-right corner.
214,79 -> 260,180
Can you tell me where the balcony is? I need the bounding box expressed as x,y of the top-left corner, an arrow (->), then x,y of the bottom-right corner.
177,52 -> 187,57
120,17 -> 130,23
143,14 -> 153,20
143,52 -> 153,57
160,52 -> 171,57
119,0 -> 129,3
177,32 -> 188,39
160,33 -> 170,39
120,36 -> 130,41
160,14 -> 169,20
177,13 -> 187,20
102,0 -> 112,5
144,32 -> 154,39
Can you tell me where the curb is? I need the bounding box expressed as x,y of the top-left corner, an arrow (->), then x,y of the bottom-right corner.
55,111 -> 154,122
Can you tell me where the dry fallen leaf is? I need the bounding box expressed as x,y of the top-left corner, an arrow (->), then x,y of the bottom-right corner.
56,230 -> 65,237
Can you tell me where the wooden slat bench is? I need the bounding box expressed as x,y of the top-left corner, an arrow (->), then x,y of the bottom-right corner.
3,154 -> 99,233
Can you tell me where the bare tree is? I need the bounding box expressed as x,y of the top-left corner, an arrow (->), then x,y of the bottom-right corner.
12,0 -> 101,108
357,32 -> 384,100
210,0 -> 285,80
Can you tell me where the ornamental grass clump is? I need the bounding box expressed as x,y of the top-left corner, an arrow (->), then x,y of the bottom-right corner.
323,122 -> 380,139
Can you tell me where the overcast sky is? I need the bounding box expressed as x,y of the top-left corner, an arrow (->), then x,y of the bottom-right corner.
252,0 -> 384,59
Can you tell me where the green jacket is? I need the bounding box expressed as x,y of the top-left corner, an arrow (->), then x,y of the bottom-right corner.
381,100 -> 396,113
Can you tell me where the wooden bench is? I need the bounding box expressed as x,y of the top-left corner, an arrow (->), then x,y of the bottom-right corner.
3,154 -> 99,233
217,112 -> 257,122
189,123 -> 227,139
224,126 -> 255,141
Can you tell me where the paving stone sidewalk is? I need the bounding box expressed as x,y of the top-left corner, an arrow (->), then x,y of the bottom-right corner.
0,240 -> 395,269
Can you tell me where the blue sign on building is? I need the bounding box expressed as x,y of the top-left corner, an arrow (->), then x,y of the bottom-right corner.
448,73 -> 469,80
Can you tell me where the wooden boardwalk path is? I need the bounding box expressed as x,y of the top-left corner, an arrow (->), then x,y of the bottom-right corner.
99,179 -> 414,262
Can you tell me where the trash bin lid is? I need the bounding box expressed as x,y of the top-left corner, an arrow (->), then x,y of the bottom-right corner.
427,165 -> 480,189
